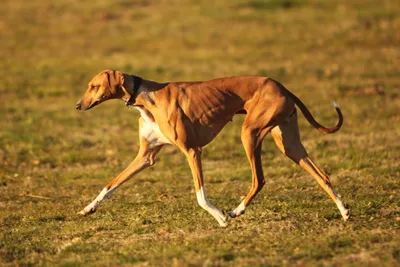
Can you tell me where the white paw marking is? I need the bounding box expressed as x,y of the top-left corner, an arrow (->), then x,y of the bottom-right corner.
79,187 -> 117,215
230,200 -> 246,218
196,187 -> 227,227
335,198 -> 349,221
342,209 -> 350,221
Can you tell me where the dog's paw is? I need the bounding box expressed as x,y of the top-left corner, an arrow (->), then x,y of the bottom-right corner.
78,209 -> 86,216
78,207 -> 96,216
342,209 -> 350,221
218,216 -> 228,228
78,209 -> 88,216
229,210 -> 236,218
229,209 -> 245,218
229,201 -> 246,218
215,211 -> 228,227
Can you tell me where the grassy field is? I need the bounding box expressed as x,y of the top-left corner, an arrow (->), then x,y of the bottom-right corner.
1,0 -> 399,265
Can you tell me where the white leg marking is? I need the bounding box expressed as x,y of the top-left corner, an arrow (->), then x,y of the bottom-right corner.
196,187 -> 227,227
331,188 -> 349,221
335,198 -> 350,221
230,200 -> 246,218
79,186 -> 118,215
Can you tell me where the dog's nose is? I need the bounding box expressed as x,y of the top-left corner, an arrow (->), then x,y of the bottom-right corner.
76,102 -> 81,110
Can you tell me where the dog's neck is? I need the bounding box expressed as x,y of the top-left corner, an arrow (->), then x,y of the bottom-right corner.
121,73 -> 166,106
125,75 -> 142,106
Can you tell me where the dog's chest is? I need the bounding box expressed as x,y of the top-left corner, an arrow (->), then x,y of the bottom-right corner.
135,106 -> 171,145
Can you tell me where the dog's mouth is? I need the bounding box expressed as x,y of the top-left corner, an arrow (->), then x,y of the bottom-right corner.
87,100 -> 101,110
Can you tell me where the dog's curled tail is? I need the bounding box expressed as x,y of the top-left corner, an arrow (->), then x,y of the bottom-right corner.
286,90 -> 343,134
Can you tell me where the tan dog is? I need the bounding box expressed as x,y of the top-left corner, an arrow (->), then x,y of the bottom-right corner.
76,69 -> 349,226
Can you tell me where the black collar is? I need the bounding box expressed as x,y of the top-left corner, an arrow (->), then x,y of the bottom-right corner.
125,75 -> 142,106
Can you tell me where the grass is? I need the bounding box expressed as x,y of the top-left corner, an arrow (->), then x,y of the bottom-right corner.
1,0 -> 399,265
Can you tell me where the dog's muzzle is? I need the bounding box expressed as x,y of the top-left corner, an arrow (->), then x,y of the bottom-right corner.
76,100 -> 101,110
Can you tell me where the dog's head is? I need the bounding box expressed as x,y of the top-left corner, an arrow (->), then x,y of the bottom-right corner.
76,69 -> 125,110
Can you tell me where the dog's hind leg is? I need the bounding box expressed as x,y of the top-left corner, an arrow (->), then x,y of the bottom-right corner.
271,110 -> 349,221
79,120 -> 164,215
229,119 -> 273,218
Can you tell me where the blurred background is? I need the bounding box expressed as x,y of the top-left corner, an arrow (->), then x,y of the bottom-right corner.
0,0 -> 399,265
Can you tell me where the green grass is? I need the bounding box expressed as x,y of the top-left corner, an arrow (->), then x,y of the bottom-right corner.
1,0 -> 399,265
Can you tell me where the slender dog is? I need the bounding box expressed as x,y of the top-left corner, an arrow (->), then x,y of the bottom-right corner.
76,69 -> 349,227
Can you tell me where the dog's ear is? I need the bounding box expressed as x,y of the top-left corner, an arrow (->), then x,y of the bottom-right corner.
105,69 -> 124,95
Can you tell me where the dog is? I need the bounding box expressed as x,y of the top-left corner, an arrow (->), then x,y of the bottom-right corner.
76,69 -> 349,226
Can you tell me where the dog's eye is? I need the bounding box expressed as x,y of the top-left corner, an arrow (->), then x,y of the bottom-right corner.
91,85 -> 100,90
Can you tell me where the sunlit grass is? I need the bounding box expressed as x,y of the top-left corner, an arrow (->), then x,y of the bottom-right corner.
1,0 -> 399,265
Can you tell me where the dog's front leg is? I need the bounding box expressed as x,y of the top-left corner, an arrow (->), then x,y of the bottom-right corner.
79,137 -> 163,215
185,148 -> 228,227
